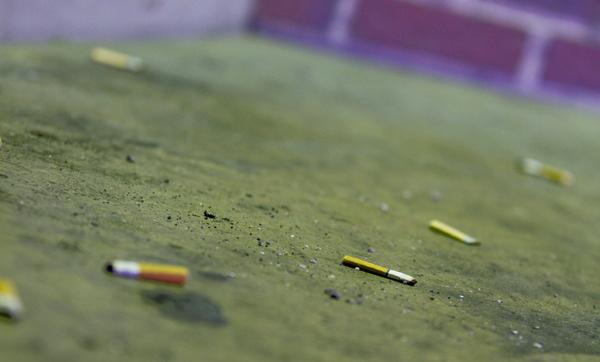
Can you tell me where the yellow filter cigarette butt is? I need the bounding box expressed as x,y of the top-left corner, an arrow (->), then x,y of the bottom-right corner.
91,47 -> 144,72
429,220 -> 479,245
342,255 -> 417,285
0,279 -> 23,320
518,158 -> 574,186
105,260 -> 189,285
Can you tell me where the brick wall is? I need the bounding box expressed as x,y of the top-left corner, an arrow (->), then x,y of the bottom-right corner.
253,0 -> 600,104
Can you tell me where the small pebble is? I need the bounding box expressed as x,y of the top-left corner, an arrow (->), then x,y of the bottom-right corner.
497,299 -> 503,304
511,330 -> 519,335
126,155 -> 135,163
309,258 -> 317,264
328,274 -> 335,279
324,288 -> 341,300
533,342 -> 543,349
367,247 -> 375,253
298,264 -> 307,270
203,210 -> 216,219
534,325 -> 540,330
380,203 -> 389,212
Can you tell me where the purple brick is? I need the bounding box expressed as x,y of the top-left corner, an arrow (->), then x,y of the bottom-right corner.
484,0 -> 600,24
350,0 -> 527,76
254,0 -> 337,33
543,38 -> 600,92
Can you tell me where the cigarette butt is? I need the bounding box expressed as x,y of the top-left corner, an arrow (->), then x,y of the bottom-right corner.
90,47 -> 144,72
429,220 -> 479,245
342,255 -> 417,285
105,260 -> 188,285
0,279 -> 23,320
518,158 -> 574,186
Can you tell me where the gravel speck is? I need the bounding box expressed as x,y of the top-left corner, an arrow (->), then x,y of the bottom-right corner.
533,342 -> 543,349
367,247 -> 375,253
309,258 -> 317,264
324,288 -> 341,300
126,155 -> 135,163
380,203 -> 389,212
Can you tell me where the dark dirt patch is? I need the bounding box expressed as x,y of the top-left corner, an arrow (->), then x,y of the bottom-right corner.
141,290 -> 227,326
197,271 -> 233,282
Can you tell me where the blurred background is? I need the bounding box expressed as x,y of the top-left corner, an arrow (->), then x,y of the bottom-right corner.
3,0 -> 600,107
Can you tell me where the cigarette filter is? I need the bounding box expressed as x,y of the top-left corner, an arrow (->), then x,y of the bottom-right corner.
0,279 -> 23,320
91,47 -> 144,72
342,255 -> 417,285
518,158 -> 574,186
429,220 -> 479,245
105,260 -> 188,285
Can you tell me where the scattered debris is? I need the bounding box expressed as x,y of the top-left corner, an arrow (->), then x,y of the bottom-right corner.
429,220 -> 479,245
341,255 -> 417,285
203,210 -> 216,219
380,203 -> 390,212
91,47 -> 145,72
257,240 -> 271,247
126,155 -> 135,163
324,288 -> 342,300
105,260 -> 189,285
367,247 -> 376,253
0,279 -> 23,320
517,158 -> 574,186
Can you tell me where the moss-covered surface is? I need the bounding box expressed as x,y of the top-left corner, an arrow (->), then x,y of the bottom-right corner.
1,36 -> 599,361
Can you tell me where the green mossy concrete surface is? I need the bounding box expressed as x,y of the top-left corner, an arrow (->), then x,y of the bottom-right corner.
1,36 -> 599,361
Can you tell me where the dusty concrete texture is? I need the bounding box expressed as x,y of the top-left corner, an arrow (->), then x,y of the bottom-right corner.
0,36 -> 599,361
